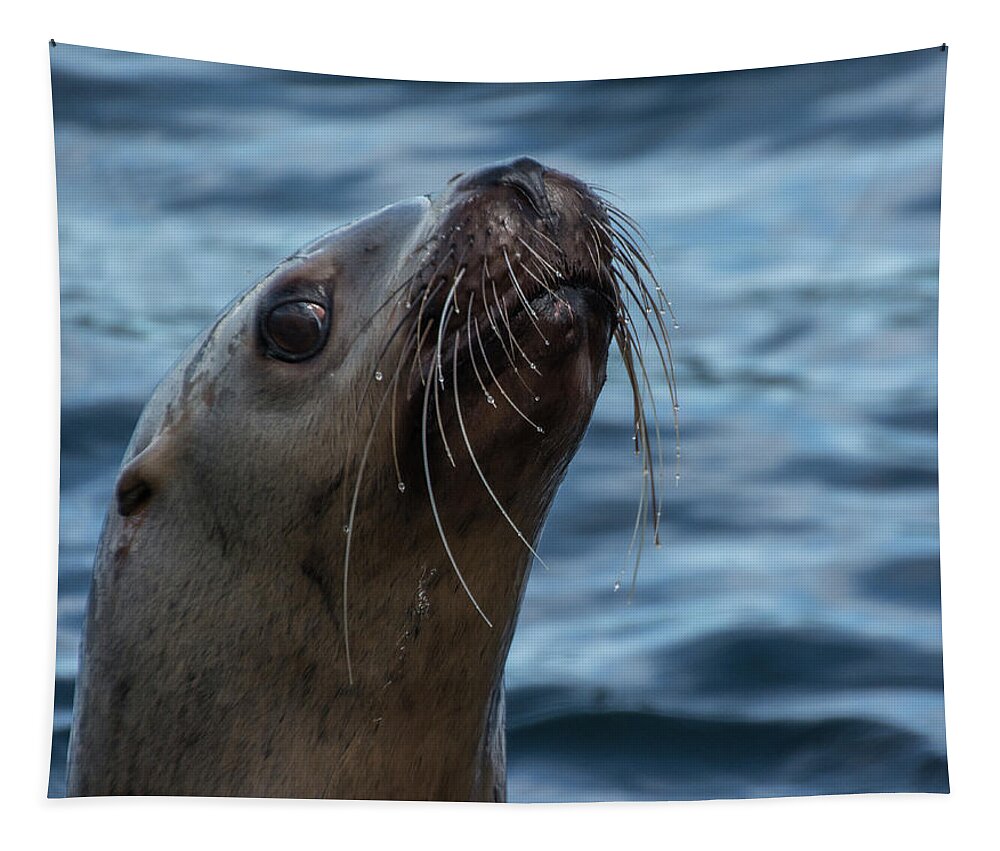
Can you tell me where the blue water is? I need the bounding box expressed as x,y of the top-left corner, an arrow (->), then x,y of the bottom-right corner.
49,44 -> 948,800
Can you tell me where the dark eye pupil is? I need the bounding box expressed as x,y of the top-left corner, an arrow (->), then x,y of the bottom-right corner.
264,301 -> 328,360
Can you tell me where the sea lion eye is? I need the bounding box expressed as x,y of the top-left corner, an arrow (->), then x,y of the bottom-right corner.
262,300 -> 329,361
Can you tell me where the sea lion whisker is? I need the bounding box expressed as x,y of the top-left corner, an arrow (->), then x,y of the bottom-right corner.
603,213 -> 662,291
340,317 -> 418,519
518,258 -> 569,308
409,314 -> 438,388
464,293 -> 496,408
612,266 -> 678,400
503,247 -> 550,347
356,309 -> 419,414
473,314 -> 544,432
598,221 -> 665,318
613,301 -> 661,517
588,223 -> 607,269
584,239 -> 599,274
608,255 -> 681,506
410,242 -> 455,306
604,205 -> 649,249
626,408 -> 648,557
611,229 -> 668,317
481,266 -> 539,397
479,263 -> 516,369
619,276 -> 680,490
452,266 -> 467,313
390,324 -> 430,491
342,366 -> 400,684
614,291 -> 667,420
587,182 -> 623,201
618,336 -> 661,551
628,449 -> 650,602
613,246 -> 654,308
515,234 -> 559,272
619,319 -> 665,545
598,197 -> 649,245
432,296 -> 458,468
490,270 -> 519,361
349,275 -> 415,347
410,269 -> 456,386
416,247 -> 458,352
514,234 -> 564,282
527,222 -> 562,250
604,219 -> 679,328
452,332 -> 549,569
526,224 -> 569,270
421,325 -> 493,630
390,370 -> 404,489
490,268 -> 541,375
614,327 -> 644,459
401,231 -> 447,305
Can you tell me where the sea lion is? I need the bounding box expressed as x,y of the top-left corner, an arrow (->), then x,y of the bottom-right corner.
66,157 -> 676,801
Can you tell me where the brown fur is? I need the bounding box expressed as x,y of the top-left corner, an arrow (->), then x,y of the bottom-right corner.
67,160 -> 625,800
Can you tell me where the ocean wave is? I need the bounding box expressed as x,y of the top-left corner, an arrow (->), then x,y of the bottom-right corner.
508,710 -> 948,801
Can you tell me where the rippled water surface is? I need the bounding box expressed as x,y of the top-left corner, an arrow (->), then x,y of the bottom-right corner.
49,44 -> 948,800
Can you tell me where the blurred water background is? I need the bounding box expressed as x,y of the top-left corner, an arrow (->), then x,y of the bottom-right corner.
49,44 -> 948,800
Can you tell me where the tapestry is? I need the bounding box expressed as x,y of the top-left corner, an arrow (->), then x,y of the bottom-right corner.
49,43 -> 949,801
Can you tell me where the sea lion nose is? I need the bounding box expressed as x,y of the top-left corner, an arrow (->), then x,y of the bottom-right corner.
462,156 -> 557,224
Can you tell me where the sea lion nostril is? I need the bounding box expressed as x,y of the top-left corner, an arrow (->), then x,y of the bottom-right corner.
499,170 -> 555,224
463,157 -> 556,224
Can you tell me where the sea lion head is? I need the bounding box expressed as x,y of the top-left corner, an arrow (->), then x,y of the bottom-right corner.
111,156 -> 671,682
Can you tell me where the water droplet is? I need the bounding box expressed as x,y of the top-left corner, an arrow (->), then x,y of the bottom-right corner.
486,394 -> 495,406
613,580 -> 621,593
343,524 -> 351,534
405,300 -> 412,309
397,481 -> 406,493
534,396 -> 540,402
536,426 -> 544,434
673,321 -> 680,330
674,473 -> 681,485
374,370 -> 383,382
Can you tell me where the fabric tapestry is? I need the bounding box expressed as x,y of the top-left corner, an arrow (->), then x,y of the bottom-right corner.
49,43 -> 948,802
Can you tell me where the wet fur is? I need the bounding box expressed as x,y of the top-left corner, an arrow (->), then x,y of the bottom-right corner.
66,161 -> 675,800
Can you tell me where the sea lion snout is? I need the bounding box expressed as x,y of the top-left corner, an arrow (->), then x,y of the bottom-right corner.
455,157 -> 557,225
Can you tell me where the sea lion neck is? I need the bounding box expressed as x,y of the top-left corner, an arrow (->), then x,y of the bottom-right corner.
295,537 -> 536,801
71,493 -> 534,800
297,492 -> 539,802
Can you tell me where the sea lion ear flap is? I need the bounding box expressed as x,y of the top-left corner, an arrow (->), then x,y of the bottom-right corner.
115,432 -> 175,517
